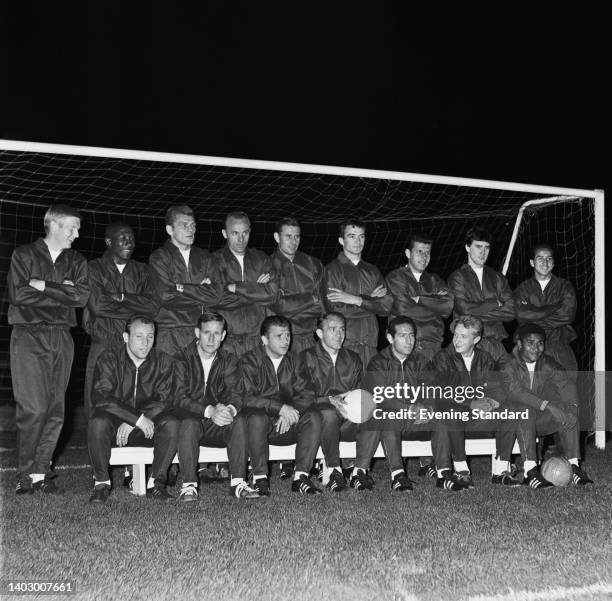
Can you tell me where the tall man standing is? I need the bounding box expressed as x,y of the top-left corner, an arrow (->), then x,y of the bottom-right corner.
149,205 -> 222,356
324,219 -> 393,367
212,212 -> 279,358
447,227 -> 515,361
8,205 -> 89,494
270,217 -> 325,354
83,222 -> 158,419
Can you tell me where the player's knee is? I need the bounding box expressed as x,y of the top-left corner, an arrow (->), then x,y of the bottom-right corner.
318,406 -> 339,429
88,414 -> 113,439
156,414 -> 181,436
179,416 -> 202,437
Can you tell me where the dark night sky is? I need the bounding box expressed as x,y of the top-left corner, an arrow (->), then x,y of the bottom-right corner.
1,4 -> 607,192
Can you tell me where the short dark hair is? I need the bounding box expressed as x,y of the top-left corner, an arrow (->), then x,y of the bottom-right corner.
453,315 -> 483,337
225,211 -> 250,228
197,311 -> 226,331
275,217 -> 300,234
532,243 -> 555,259
125,315 -> 156,334
165,205 -> 194,226
105,221 -> 133,239
316,312 -> 346,330
387,316 -> 416,338
465,227 -> 492,246
408,233 -> 433,251
43,205 -> 82,234
339,219 -> 366,237
515,323 -> 546,343
260,315 -> 291,337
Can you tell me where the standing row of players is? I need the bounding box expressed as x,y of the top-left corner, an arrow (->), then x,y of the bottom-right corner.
7,204 -> 588,499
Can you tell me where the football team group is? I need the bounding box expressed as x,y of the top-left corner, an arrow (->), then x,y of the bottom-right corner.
7,204 -> 594,504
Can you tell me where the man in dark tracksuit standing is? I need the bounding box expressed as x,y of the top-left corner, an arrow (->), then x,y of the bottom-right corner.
299,312 -> 372,492
88,316 -> 180,503
237,316 -> 322,496
270,217 -> 325,355
447,227 -> 515,361
149,205 -> 223,356
8,205 -> 89,494
83,222 -> 158,419
173,312 -> 259,501
324,220 -> 393,368
212,211 -> 279,358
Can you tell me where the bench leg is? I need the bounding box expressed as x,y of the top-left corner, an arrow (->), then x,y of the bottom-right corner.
131,463 -> 147,496
320,458 -> 331,486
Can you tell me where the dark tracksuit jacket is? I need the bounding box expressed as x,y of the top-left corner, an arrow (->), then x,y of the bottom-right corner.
235,345 -> 317,475
269,248 -> 325,349
496,348 -> 580,461
212,246 -> 279,354
149,241 -> 223,352
7,238 -> 89,476
385,265 -> 454,349
324,252 -> 393,360
514,275 -> 577,371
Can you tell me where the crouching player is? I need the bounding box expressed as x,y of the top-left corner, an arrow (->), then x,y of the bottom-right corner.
239,316 -> 322,495
88,316 -> 179,503
356,316 -> 434,492
173,312 -> 259,501
497,324 -> 592,488
299,312 -> 377,492
429,316 -> 518,491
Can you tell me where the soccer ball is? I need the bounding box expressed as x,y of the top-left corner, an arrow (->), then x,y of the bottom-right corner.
541,456 -> 573,487
342,389 -> 376,424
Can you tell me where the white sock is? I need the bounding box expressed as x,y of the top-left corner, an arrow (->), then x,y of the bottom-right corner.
524,460 -> 537,474
331,466 -> 342,473
253,474 -> 267,482
391,469 -> 404,480
182,481 -> 197,489
453,461 -> 469,473
568,458 -> 579,466
437,469 -> 449,478
492,457 -> 510,476
293,471 -> 308,481
230,478 -> 244,487
94,480 -> 111,487
31,473 -> 45,484
147,476 -> 155,489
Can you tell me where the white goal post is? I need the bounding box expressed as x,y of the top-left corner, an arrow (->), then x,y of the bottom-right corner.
0,139 -> 605,449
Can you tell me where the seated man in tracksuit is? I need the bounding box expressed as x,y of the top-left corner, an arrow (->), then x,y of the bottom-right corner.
173,311 -> 259,502
299,312 -> 375,492
496,323 -> 592,488
237,315 -> 322,496
429,315 -> 518,491
88,315 -> 180,504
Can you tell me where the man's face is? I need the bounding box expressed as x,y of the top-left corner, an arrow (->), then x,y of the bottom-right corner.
223,218 -> 251,255
387,322 -> 416,359
50,217 -> 81,250
317,315 -> 346,352
339,226 -> 365,256
517,333 -> 545,363
106,226 -> 135,264
453,323 -> 480,355
530,248 -> 554,279
274,225 -> 300,258
123,321 -> 155,360
262,325 -> 291,359
466,239 -> 490,268
166,214 -> 196,249
406,242 -> 432,273
195,320 -> 226,357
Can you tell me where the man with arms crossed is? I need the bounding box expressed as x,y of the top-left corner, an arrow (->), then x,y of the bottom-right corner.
497,323 -> 592,488
447,227 -> 515,361
324,219 -> 392,368
238,316 -> 322,496
173,312 -> 259,501
88,316 -> 180,503
8,204 -> 89,495
83,222 -> 158,419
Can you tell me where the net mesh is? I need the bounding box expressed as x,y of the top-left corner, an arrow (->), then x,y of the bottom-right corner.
0,148 -> 596,426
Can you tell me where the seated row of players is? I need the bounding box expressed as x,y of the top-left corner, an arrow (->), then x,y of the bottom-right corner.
88,308 -> 591,504
8,204 -> 584,496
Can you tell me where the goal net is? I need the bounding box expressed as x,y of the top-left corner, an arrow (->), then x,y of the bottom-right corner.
0,140 -> 605,446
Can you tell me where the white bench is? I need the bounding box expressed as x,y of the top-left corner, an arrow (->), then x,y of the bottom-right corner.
110,438 -> 521,495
